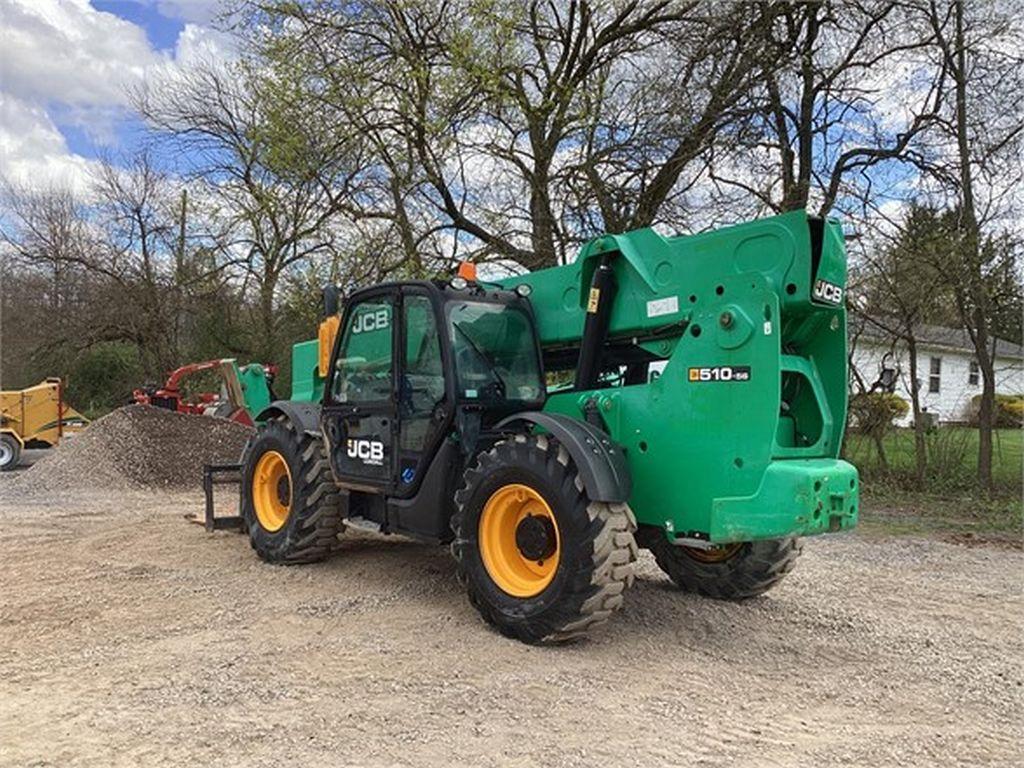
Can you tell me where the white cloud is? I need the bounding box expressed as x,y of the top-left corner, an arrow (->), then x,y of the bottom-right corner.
174,22 -> 236,66
0,0 -> 233,194
0,0 -> 164,107
0,93 -> 98,195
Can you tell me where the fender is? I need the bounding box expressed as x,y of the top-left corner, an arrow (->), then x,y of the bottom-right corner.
496,411 -> 632,503
254,400 -> 322,436
0,427 -> 25,448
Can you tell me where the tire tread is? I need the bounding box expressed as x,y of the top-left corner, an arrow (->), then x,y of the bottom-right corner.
647,535 -> 802,599
451,435 -> 636,643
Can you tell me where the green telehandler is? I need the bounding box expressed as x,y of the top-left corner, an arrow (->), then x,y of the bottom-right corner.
235,209 -> 858,643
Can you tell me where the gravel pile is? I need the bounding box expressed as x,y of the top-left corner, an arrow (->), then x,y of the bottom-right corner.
6,405 -> 253,496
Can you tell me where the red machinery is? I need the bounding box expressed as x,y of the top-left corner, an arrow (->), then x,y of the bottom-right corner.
133,359 -> 276,426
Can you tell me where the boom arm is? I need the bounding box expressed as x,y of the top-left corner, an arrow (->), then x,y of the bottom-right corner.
497,209 -> 858,545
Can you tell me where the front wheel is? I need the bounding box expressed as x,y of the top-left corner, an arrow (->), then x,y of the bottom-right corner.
642,532 -> 802,599
241,417 -> 343,564
0,433 -> 22,471
452,434 -> 638,644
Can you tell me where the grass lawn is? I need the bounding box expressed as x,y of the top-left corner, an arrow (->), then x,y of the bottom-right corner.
844,427 -> 1022,489
856,489 -> 1021,547
843,427 -> 1022,546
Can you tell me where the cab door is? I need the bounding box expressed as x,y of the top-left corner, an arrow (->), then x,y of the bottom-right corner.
323,290 -> 397,488
394,288 -> 450,497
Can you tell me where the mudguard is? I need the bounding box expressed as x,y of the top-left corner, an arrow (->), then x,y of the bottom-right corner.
496,411 -> 632,503
254,400 -> 322,435
0,428 -> 25,448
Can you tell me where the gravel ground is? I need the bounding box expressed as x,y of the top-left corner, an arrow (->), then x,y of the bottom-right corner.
0,483 -> 1021,768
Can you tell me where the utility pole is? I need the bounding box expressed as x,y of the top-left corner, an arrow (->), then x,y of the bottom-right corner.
177,188 -> 187,273
174,188 -> 187,353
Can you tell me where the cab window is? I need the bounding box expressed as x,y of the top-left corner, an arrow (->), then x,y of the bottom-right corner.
332,299 -> 393,403
402,295 -> 445,411
447,301 -> 543,402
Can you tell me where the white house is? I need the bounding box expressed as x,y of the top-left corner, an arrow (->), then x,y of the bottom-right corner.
850,322 -> 1024,426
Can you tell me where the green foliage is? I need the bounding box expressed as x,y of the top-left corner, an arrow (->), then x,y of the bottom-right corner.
844,427 -> 1023,495
66,343 -> 145,417
856,204 -> 957,330
849,392 -> 909,438
1001,395 -> 1024,424
968,393 -> 1024,428
922,426 -> 975,489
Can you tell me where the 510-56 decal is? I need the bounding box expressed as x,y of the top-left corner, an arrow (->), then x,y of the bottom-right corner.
688,365 -> 751,382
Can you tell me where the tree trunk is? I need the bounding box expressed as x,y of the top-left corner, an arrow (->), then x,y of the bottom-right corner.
782,1 -> 821,212
951,0 -> 993,492
906,336 -> 927,489
974,322 -> 996,492
872,432 -> 889,472
527,149 -> 558,270
389,176 -> 422,277
258,275 -> 278,365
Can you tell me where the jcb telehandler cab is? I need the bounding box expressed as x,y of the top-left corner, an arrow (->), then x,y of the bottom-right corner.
239,210 -> 859,643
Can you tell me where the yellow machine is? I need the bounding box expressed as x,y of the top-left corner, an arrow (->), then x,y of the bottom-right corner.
0,379 -> 88,471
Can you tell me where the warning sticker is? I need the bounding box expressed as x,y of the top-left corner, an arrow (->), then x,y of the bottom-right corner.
646,296 -> 679,318
587,287 -> 601,313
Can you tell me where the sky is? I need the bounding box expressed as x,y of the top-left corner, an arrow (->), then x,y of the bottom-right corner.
0,0 -> 233,195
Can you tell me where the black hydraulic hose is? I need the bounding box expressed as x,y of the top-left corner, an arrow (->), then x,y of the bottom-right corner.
574,252 -> 617,391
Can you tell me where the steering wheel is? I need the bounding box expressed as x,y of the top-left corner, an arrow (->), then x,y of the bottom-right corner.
481,379 -> 506,400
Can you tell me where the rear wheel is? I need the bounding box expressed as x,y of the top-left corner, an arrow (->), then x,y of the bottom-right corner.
642,531 -> 801,599
452,434 -> 637,643
0,434 -> 22,471
241,417 -> 343,564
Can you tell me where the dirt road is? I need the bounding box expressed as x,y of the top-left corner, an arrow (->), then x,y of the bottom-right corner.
1,487 -> 1021,767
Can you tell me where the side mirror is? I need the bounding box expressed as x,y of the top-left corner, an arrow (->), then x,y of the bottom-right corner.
323,285 -> 341,317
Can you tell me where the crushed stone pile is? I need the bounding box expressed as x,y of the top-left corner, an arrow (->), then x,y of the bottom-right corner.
8,405 -> 254,496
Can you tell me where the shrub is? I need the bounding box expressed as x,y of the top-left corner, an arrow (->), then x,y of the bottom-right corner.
924,426 -> 974,489
849,392 -> 910,437
967,393 -> 1024,428
67,342 -> 145,417
996,395 -> 1024,427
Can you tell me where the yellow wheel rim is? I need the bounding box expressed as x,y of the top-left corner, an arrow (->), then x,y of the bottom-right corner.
479,483 -> 560,598
684,542 -> 742,563
252,450 -> 292,532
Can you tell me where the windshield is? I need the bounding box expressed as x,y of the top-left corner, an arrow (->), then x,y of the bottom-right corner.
447,300 -> 544,403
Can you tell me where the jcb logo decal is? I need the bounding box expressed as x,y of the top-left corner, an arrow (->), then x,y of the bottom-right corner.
812,279 -> 843,305
352,308 -> 389,334
347,438 -> 385,465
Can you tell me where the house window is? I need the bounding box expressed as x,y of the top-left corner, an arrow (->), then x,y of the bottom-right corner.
928,357 -> 941,393
968,360 -> 979,386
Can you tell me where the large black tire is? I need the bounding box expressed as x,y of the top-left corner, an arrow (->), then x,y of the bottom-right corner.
452,434 -> 637,644
643,533 -> 802,599
0,433 -> 22,472
241,417 -> 343,564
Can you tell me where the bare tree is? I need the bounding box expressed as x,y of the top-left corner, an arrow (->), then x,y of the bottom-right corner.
1,154 -> 237,379
713,0 -> 947,217
251,0 -> 772,270
920,0 -> 1024,492
133,57 -> 368,360
0,183 -> 98,381
567,2 -> 774,235
852,203 -> 957,487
